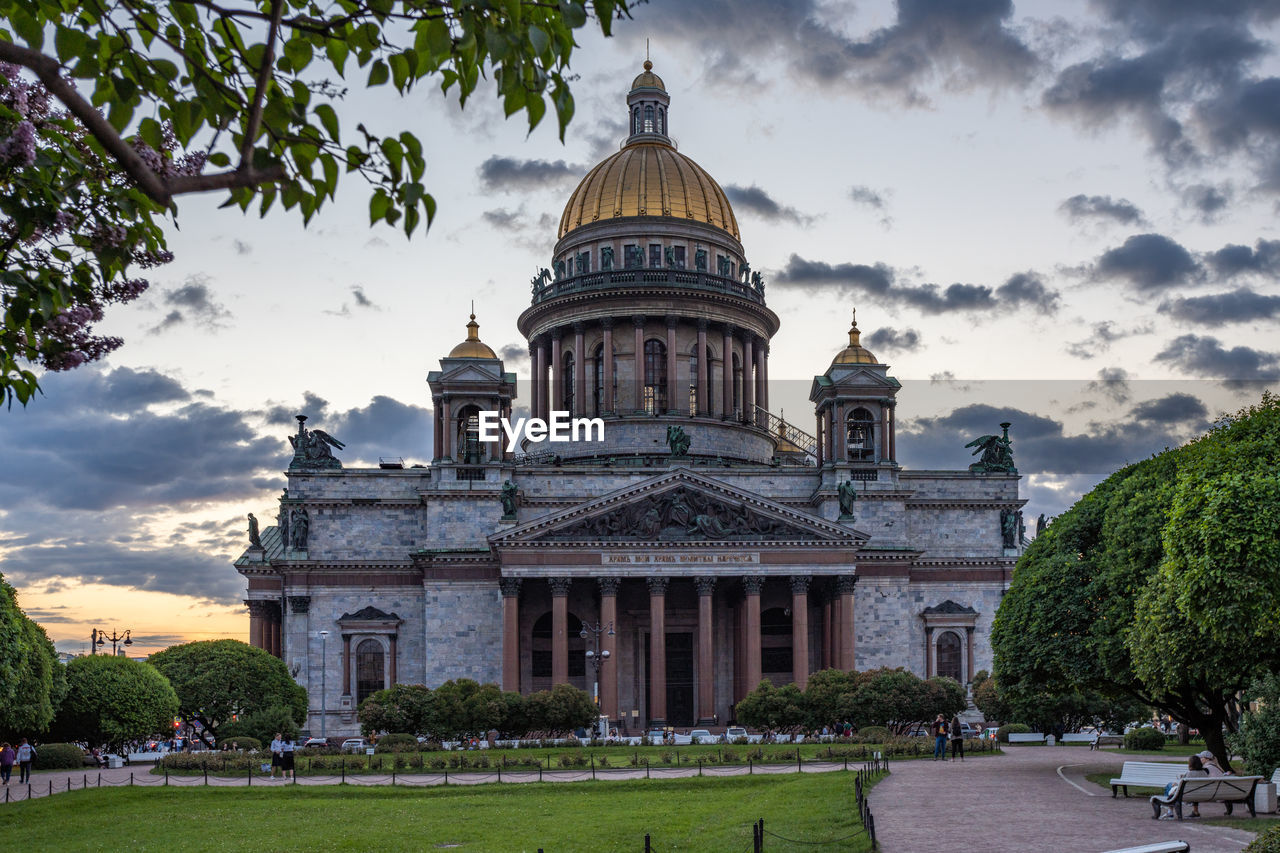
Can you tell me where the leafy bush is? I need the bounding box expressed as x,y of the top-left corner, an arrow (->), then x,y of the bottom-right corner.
1231,678 -> 1280,776
215,736 -> 262,752
1124,727 -> 1166,751
1244,824 -> 1280,853
996,724 -> 1031,743
374,733 -> 418,753
855,726 -> 890,744
34,743 -> 85,769
219,705 -> 298,746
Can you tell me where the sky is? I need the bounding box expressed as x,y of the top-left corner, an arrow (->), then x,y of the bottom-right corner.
3,0 -> 1280,657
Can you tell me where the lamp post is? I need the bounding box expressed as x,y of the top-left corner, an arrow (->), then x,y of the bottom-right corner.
318,630 -> 329,740
579,620 -> 613,735
91,628 -> 132,656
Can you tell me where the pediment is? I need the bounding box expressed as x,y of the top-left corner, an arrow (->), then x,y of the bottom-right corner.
492,470 -> 867,545
439,362 -> 504,383
338,605 -> 401,623
923,599 -> 977,616
827,366 -> 898,388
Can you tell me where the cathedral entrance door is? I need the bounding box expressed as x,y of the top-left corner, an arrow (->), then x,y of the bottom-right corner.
643,632 -> 696,727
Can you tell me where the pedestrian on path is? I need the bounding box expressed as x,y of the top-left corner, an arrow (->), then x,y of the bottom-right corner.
932,715 -> 948,761
15,739 -> 35,784
280,736 -> 296,780
949,715 -> 966,761
269,733 -> 284,779
0,742 -> 14,784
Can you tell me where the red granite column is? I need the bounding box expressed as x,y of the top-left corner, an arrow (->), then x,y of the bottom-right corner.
695,577 -> 716,725
246,601 -> 264,649
665,316 -> 678,415
534,339 -> 547,421
721,324 -> 734,419
573,322 -> 585,416
888,401 -> 897,462
821,594 -> 833,670
440,398 -> 452,460
791,576 -> 810,690
696,320 -> 709,416
880,402 -> 890,464
342,634 -> 352,695
741,334 -> 755,424
632,315 -> 646,413
433,396 -> 443,460
925,627 -> 934,678
759,343 -> 770,414
830,595 -> 842,670
550,577 -> 571,685
742,576 -> 764,693
837,575 -> 856,670
388,634 -> 398,685
550,330 -> 563,412
601,319 -> 615,415
269,605 -> 281,657
816,410 -> 825,467
648,577 -> 669,726
500,578 -> 521,692
835,401 -> 847,461
598,577 -> 620,720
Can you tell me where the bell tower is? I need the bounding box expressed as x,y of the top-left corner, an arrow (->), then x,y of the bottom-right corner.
426,312 -> 516,466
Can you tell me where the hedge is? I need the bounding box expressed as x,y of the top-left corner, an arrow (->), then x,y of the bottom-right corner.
34,743 -> 86,770
996,724 -> 1031,743
374,733 -> 418,753
1123,727 -> 1166,751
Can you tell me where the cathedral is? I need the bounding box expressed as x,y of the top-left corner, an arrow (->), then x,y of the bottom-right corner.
236,63 -> 1024,736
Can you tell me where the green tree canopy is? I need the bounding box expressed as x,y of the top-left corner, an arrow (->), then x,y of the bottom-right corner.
147,639 -> 305,744
0,574 -> 65,738
358,683 -> 433,737
993,394 -> 1280,768
49,653 -> 178,749
735,680 -> 807,732
525,683 -> 596,734
0,0 -> 635,405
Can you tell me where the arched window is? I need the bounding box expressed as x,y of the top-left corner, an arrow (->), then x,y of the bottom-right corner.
657,107 -> 665,134
355,639 -> 385,704
644,339 -> 667,414
847,407 -> 876,461
561,351 -> 575,414
530,611 -> 586,686
732,353 -> 742,419
592,344 -> 617,417
633,107 -> 640,135
644,105 -> 654,132
936,631 -> 962,682
760,606 -> 793,679
456,405 -> 482,464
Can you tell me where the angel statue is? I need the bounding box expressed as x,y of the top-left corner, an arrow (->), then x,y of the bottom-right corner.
288,415 -> 346,470
666,425 -> 691,458
965,422 -> 1016,474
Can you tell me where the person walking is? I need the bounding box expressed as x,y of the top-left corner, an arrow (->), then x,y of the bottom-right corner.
15,739 -> 35,784
0,743 -> 14,785
269,732 -> 284,780
949,715 -> 965,762
932,715 -> 948,761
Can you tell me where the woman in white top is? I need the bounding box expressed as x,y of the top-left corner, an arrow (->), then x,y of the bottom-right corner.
269,734 -> 285,779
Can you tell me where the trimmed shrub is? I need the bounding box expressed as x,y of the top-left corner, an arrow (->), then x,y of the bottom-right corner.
854,726 -> 890,744
374,733 -> 418,753
1245,825 -> 1280,853
215,736 -> 262,752
1124,727 -> 1166,751
996,723 -> 1031,743
34,743 -> 86,770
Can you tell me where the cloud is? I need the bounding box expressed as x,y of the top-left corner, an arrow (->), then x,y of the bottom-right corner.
849,185 -> 892,226
478,156 -> 584,192
1130,392 -> 1209,424
324,395 -> 433,464
232,239 -> 252,255
1059,194 -> 1146,226
147,274 -> 232,333
1158,288 -> 1280,326
1087,366 -> 1131,403
1204,239 -> 1280,279
1181,183 -> 1233,221
1089,233 -> 1200,291
864,326 -> 922,354
723,184 -> 813,225
1154,333 -> 1280,381
499,343 -> 531,367
350,286 -> 375,309
772,255 -> 1059,316
1065,321 -> 1154,358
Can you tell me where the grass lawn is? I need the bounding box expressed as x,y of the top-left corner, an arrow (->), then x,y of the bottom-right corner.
0,773 -> 878,852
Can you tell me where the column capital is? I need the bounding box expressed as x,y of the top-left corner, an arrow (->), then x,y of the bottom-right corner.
790,575 -> 811,595
647,576 -> 670,596
741,575 -> 765,595
665,314 -> 679,329
499,577 -> 522,598
551,328 -> 562,342
965,625 -> 975,635
696,318 -> 709,332
835,574 -> 858,595
722,323 -> 736,336
599,316 -> 615,330
632,314 -> 647,328
433,396 -> 443,408
573,320 -> 586,333
287,595 -> 311,614
598,576 -> 622,596
548,577 -> 572,597
694,576 -> 717,596
246,600 -> 273,619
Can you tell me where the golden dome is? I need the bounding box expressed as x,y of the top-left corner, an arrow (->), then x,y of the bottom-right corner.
832,309 -> 879,365
448,313 -> 497,359
558,141 -> 740,240
631,59 -> 666,91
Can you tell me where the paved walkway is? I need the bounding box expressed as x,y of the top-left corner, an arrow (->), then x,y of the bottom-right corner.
872,747 -> 1264,853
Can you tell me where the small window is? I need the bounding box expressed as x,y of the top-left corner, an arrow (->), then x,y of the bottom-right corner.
847,407 -> 876,461
644,339 -> 667,414
576,252 -> 589,275
937,631 -> 962,682
657,107 -> 665,134
695,249 -> 707,272
644,105 -> 654,133
649,244 -> 662,268
592,344 -> 618,417
673,246 -> 685,269
624,244 -> 642,269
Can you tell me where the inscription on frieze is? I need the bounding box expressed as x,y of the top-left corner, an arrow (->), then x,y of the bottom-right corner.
603,552 -> 761,566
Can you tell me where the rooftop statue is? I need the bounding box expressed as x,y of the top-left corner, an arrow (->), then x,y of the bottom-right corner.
289,414 -> 345,470
666,425 -> 691,457
500,480 -> 519,518
531,267 -> 551,293
965,421 -> 1016,474
247,513 -> 262,548
600,247 -> 614,271
837,477 -> 857,518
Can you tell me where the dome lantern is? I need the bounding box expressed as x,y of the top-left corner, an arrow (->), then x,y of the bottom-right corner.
832,309 -> 879,365
627,59 -> 671,143
448,311 -> 498,359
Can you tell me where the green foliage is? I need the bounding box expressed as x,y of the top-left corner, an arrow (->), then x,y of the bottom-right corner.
147,640 -> 306,743
802,668 -> 857,729
33,742 -> 84,769
374,733 -> 419,753
215,736 -> 262,752
854,726 -> 890,743
840,669 -> 965,734
359,683 -> 433,737
1244,824 -> 1280,853
219,704 -> 300,746
525,683 -> 596,734
359,681 -> 535,740
1229,676 -> 1280,777
996,723 -> 1030,743
49,654 -> 178,749
0,0 -> 636,405
0,573 -> 64,738
735,681 -> 807,731
1123,727 -> 1166,751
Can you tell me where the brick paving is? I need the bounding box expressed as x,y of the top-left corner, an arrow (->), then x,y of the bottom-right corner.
871,746 -> 1265,853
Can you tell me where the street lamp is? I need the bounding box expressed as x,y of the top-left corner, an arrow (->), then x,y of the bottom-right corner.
579,620 -> 614,734
91,628 -> 132,656
318,630 -> 329,740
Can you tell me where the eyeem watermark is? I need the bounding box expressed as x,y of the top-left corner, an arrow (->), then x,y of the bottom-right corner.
477,411 -> 605,453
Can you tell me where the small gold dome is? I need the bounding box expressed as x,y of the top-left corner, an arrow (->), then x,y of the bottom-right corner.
832,309 -> 879,365
631,59 -> 666,91
558,141 -> 739,240
448,313 -> 498,359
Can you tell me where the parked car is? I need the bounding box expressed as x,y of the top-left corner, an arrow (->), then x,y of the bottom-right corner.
958,724 -> 978,738
724,726 -> 748,742
340,738 -> 368,753
302,737 -> 328,749
646,730 -> 667,744
688,729 -> 713,744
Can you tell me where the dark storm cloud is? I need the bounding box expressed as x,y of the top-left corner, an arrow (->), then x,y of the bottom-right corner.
723,184 -> 813,225
864,327 -> 922,354
1130,392 -> 1209,424
628,0 -> 1036,103
1158,288 -> 1280,326
1090,233 -> 1200,290
1064,321 -> 1154,359
1204,239 -> 1280,278
1087,367 -> 1132,403
1154,333 -> 1280,381
1059,194 -> 1146,226
773,255 -> 1059,316
477,156 -> 584,192
326,395 -> 433,464
483,208 -> 523,231
148,274 -> 232,333
0,542 -> 244,603
499,343 -> 531,366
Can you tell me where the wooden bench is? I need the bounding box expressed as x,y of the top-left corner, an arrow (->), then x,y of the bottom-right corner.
1149,776 -> 1262,820
1094,734 -> 1125,749
1060,733 -> 1094,744
1007,732 -> 1046,744
1110,761 -> 1186,797
1101,843 -> 1189,853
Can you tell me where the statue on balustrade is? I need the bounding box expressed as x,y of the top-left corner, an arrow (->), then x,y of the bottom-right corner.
666,425 -> 691,457
601,246 -> 614,270
965,422 -> 1016,474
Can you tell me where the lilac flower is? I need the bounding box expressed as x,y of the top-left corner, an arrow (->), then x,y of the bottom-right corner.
0,121 -> 36,167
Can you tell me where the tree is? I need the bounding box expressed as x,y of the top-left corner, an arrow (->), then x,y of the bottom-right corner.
802,668 -> 857,730
525,683 -> 596,734
836,668 -> 965,734
735,680 -> 807,732
147,639 -> 305,745
1230,675 -> 1280,778
49,654 -> 179,749
993,394 -> 1280,769
220,703 -> 300,744
0,573 -> 65,738
0,0 -> 635,405
358,683 -> 433,737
